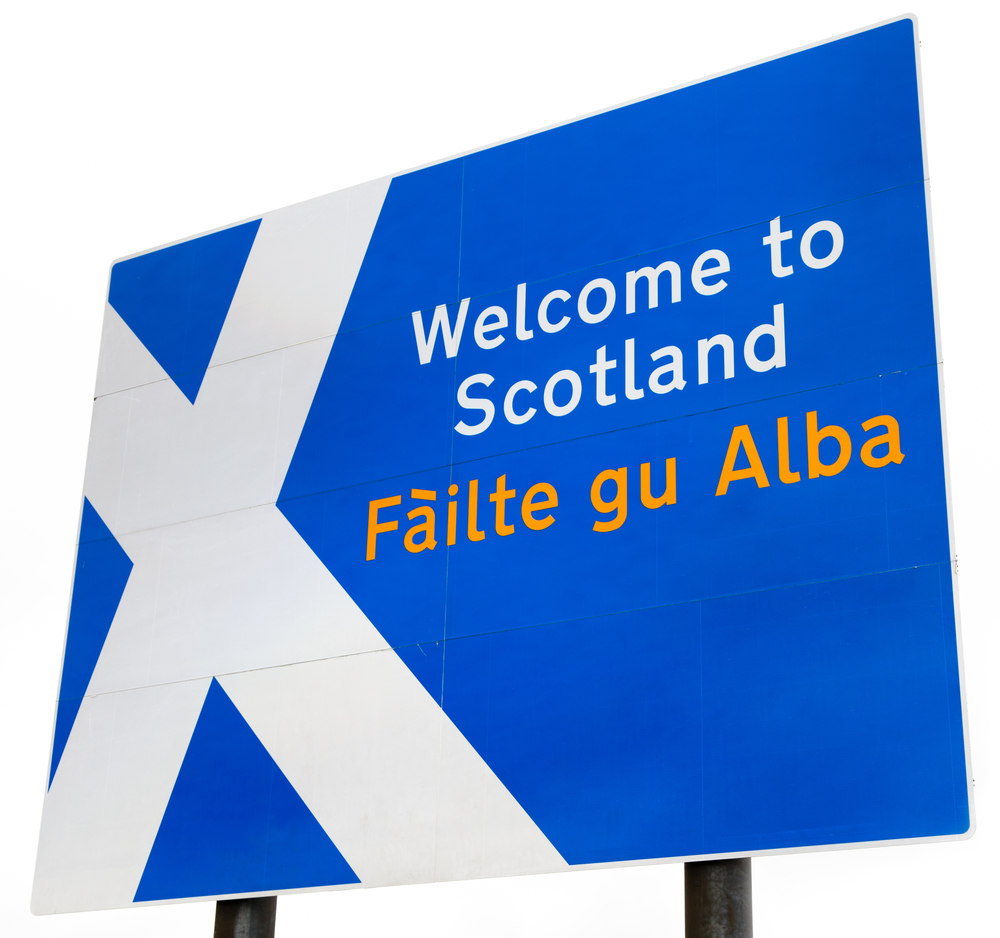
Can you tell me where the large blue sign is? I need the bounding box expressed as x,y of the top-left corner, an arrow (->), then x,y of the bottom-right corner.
276,16 -> 969,861
35,16 -> 971,916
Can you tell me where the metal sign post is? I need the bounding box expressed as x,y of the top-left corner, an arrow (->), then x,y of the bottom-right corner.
685,859 -> 752,938
214,896 -> 276,938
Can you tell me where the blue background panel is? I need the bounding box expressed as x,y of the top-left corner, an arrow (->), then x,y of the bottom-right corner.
441,565 -> 966,865
273,17 -> 967,862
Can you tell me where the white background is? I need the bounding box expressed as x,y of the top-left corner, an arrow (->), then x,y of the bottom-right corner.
1,2 -> 995,935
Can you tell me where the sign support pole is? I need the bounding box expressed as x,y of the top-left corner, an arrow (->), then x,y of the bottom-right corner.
214,896 -> 277,938
684,858 -> 752,938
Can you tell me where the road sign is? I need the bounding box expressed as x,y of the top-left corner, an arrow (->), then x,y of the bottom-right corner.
33,15 -> 972,915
